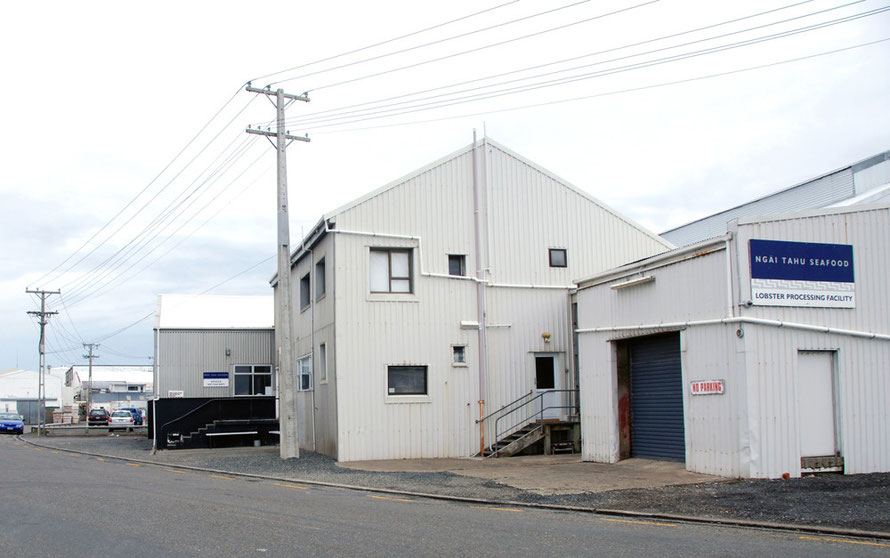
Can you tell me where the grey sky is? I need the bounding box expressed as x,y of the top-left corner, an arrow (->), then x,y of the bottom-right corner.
2,0 -> 888,369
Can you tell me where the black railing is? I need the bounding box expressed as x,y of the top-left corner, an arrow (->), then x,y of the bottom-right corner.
156,397 -> 275,449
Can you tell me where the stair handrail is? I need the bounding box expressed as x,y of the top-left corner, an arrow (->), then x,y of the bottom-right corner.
489,388 -> 579,456
159,397 -> 271,446
475,390 -> 534,425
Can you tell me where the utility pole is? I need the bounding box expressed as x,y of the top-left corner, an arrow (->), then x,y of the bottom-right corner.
246,82 -> 310,459
26,288 -> 60,435
82,343 -> 99,415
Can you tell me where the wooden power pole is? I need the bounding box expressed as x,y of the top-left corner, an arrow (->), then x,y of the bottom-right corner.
246,83 -> 310,459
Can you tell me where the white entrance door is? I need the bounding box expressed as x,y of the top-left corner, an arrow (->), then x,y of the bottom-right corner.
798,351 -> 838,457
535,354 -> 562,420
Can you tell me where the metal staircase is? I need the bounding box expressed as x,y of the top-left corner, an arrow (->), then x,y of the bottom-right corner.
167,418 -> 279,449
476,388 -> 578,458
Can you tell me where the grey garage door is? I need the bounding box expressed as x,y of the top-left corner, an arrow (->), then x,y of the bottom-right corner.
629,333 -> 685,461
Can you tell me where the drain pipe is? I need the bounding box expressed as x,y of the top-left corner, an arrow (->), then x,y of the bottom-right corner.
473,131 -> 488,455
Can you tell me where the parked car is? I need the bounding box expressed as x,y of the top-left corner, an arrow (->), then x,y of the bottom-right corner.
109,410 -> 135,431
118,407 -> 143,426
0,412 -> 24,434
87,408 -> 111,426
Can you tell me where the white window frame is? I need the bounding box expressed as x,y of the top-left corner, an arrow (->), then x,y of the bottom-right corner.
452,345 -> 468,367
233,364 -> 274,397
297,354 -> 313,392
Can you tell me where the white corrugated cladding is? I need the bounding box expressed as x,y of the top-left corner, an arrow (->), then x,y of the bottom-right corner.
578,204 -> 890,479
156,330 -> 274,398
577,244 -> 744,476
290,138 -> 669,461
734,205 -> 890,477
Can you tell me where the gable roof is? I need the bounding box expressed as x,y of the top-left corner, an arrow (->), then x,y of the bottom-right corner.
285,137 -> 669,272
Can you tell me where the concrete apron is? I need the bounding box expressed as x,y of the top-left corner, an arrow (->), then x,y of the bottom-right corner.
338,454 -> 722,496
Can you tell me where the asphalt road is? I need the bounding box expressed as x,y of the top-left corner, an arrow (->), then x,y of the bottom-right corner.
1,436 -> 887,557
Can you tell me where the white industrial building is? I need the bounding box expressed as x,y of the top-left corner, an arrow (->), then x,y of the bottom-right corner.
0,368 -> 64,423
282,138 -> 671,461
575,203 -> 890,479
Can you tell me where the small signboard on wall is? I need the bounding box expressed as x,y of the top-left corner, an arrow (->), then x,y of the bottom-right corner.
749,239 -> 855,308
691,380 -> 725,395
203,372 -> 229,387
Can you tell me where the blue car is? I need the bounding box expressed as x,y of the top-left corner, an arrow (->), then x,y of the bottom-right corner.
0,412 -> 24,434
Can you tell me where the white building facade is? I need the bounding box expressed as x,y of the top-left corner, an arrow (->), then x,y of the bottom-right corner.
282,139 -> 671,461
576,204 -> 890,479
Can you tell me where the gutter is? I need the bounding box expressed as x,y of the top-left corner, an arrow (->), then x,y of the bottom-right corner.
576,316 -> 890,341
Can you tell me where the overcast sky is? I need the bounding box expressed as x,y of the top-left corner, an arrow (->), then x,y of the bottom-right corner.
2,0 -> 888,371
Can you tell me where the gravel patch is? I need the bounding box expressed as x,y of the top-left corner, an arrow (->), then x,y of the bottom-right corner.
31,435 -> 890,533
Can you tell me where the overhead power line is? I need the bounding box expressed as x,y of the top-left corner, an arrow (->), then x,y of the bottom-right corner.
254,0 -> 522,84
286,5 -> 889,131
308,37 -> 889,136
280,0 -> 825,126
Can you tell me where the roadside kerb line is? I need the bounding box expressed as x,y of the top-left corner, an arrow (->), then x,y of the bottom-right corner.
17,435 -> 890,542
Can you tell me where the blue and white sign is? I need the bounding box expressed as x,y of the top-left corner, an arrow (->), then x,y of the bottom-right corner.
749,239 -> 854,308
203,372 -> 230,387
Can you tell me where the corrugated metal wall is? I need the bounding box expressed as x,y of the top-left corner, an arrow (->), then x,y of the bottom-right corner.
579,205 -> 890,478
156,329 -> 274,398
318,140 -> 669,461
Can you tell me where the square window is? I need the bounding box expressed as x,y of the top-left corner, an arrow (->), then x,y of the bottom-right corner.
448,254 -> 466,276
549,248 -> 567,268
315,258 -> 326,299
234,364 -> 273,396
387,365 -> 427,395
300,273 -> 311,309
370,248 -> 414,293
452,345 -> 467,365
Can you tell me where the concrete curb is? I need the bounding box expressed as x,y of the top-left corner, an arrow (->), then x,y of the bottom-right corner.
22,436 -> 890,542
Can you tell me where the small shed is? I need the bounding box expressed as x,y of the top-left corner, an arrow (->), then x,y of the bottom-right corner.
153,295 -> 274,399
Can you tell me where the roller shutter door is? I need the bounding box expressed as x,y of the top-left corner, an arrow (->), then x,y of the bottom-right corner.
629,333 -> 685,461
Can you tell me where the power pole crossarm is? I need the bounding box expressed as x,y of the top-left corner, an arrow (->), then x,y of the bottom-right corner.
245,82 -> 310,460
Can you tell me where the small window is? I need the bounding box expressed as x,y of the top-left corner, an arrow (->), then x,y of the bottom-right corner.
452,345 -> 467,366
315,258 -> 326,299
234,365 -> 273,396
300,273 -> 311,309
549,248 -> 567,268
318,343 -> 327,383
370,249 -> 413,293
448,254 -> 466,277
297,355 -> 313,391
387,365 -> 427,395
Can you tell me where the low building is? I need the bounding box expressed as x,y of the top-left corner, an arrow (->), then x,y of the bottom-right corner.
575,204 -> 890,478
0,368 -> 64,423
153,295 -> 274,399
